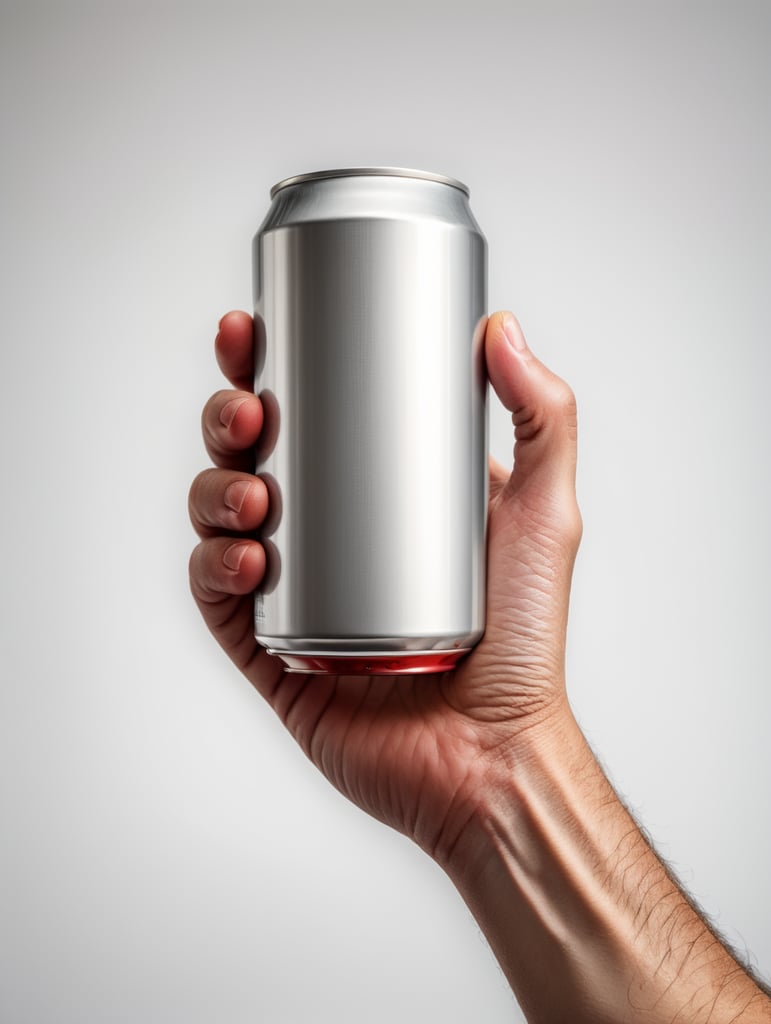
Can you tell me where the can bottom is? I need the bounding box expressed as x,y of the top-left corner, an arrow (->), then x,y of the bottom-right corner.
271,649 -> 471,675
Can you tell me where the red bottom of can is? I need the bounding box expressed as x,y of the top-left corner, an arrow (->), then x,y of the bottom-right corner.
275,650 -> 471,675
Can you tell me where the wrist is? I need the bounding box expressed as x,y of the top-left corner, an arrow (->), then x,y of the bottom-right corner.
438,702 -> 768,1023
437,699 -> 589,904
435,695 -> 581,870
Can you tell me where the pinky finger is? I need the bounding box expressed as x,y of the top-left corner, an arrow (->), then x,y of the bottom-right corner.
189,538 -> 265,671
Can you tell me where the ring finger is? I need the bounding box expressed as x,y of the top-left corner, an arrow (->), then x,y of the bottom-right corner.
189,468 -> 269,539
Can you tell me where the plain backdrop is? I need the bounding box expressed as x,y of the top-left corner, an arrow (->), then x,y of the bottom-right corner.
1,2 -> 769,1021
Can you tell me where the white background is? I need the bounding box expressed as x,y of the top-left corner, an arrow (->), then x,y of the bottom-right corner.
1,2 -> 769,1021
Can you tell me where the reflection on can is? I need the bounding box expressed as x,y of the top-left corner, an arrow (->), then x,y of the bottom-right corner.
253,167 -> 487,674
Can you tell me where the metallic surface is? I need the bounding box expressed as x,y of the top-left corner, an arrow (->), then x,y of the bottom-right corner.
270,166 -> 469,198
252,168 -> 487,672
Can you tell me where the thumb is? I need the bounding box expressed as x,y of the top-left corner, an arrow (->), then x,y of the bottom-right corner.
486,311 -> 580,516
466,312 -> 582,698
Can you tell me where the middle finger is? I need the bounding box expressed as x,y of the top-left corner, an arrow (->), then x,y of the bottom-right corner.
202,389 -> 264,470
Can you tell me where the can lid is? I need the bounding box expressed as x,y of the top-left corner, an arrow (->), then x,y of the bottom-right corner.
270,167 -> 470,199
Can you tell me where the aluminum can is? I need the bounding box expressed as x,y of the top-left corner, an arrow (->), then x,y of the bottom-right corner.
252,167 -> 487,674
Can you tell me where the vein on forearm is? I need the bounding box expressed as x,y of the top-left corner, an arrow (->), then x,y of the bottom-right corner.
446,716 -> 771,1023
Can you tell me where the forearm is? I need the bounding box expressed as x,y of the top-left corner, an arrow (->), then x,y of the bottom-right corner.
442,707 -> 771,1023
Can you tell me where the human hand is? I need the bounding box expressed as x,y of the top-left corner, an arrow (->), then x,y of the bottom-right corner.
188,309 -> 581,865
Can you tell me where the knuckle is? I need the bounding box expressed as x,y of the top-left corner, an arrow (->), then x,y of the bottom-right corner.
201,389 -> 231,438
188,468 -> 213,519
549,377 -> 578,421
189,468 -> 234,537
201,388 -> 232,423
188,541 -> 206,594
201,398 -> 221,452
189,539 -> 221,603
542,376 -> 578,452
188,475 -> 202,525
551,492 -> 583,554
563,501 -> 583,550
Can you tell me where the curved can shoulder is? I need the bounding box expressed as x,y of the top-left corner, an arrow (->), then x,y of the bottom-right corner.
256,167 -> 483,238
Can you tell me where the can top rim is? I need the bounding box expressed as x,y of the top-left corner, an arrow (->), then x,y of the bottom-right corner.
270,167 -> 470,199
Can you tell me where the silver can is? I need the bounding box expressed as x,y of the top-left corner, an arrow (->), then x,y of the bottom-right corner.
252,167 -> 487,674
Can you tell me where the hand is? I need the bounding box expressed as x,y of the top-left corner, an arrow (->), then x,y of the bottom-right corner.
190,314 -> 771,1022
188,309 -> 582,864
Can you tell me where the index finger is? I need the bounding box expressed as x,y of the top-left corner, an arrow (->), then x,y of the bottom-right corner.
215,310 -> 255,391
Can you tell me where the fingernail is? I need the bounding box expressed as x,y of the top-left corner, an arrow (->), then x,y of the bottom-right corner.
503,314 -> 528,353
220,398 -> 247,429
223,542 -> 250,571
224,480 -> 251,514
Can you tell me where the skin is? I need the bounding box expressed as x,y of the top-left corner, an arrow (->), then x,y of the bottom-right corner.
189,310 -> 771,1022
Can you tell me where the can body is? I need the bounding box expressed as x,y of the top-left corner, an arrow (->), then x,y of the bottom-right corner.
252,168 -> 487,674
